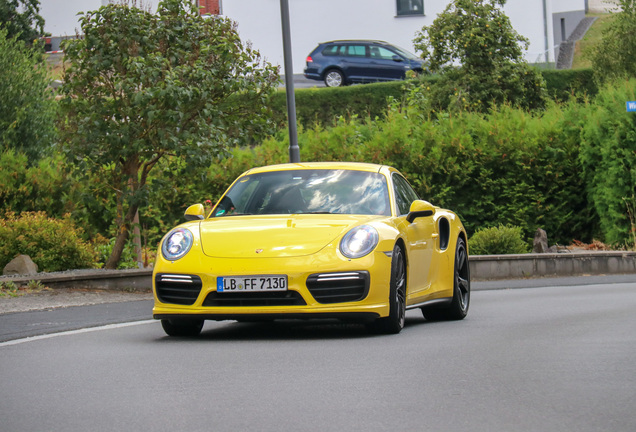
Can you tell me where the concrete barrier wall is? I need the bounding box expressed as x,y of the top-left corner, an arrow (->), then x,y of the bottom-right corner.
0,269 -> 154,291
470,251 -> 636,281
2,251 -> 636,289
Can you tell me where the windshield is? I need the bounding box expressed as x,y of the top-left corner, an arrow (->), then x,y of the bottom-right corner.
390,44 -> 419,60
212,169 -> 391,217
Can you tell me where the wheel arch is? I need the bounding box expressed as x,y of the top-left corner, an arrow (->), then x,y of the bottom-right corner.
458,229 -> 468,254
393,237 -> 408,282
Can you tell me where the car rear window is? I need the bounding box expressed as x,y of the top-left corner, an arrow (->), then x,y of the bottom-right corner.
322,45 -> 343,56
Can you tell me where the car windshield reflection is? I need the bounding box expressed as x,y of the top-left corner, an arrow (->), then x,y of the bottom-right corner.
213,169 -> 391,217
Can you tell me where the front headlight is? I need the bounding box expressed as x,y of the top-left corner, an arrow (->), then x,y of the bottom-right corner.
340,225 -> 379,259
161,228 -> 193,261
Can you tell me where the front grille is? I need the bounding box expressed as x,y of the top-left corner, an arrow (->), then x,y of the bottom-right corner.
155,274 -> 203,305
202,291 -> 307,307
306,271 -> 370,304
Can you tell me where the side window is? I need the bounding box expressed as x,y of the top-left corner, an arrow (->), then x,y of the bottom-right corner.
392,174 -> 420,216
346,45 -> 366,57
373,46 -> 399,60
397,0 -> 424,16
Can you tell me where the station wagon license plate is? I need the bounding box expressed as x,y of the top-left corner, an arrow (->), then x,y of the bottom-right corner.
217,275 -> 287,292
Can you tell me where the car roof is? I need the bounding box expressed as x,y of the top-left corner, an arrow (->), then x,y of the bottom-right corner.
243,161 -> 396,176
320,40 -> 390,45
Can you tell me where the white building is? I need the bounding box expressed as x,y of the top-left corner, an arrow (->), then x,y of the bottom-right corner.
219,0 -> 586,71
41,1 -> 114,39
41,0 -> 586,69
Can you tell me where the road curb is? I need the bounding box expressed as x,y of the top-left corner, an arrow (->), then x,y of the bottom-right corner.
1,251 -> 635,290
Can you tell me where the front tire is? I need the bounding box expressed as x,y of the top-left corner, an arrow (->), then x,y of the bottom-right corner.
161,318 -> 204,337
367,245 -> 406,334
324,69 -> 345,87
422,237 -> 470,321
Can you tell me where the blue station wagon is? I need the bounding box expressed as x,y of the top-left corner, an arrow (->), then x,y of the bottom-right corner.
303,40 -> 425,87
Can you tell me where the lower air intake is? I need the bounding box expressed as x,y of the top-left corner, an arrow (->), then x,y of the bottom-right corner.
155,274 -> 202,306
306,271 -> 370,304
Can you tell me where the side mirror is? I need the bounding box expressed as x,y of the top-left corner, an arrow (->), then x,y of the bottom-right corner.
406,200 -> 435,223
184,203 -> 205,221
392,55 -> 404,62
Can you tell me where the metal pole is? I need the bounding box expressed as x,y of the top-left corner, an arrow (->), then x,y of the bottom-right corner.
542,0 -> 550,64
280,0 -> 300,163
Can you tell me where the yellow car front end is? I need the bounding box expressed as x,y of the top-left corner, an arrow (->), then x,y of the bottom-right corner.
153,215 -> 397,322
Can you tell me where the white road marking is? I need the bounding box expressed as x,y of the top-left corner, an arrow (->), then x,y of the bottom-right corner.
0,320 -> 156,347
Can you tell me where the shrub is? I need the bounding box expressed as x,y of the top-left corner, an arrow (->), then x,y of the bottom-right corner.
0,150 -> 76,218
93,235 -> 140,270
580,78 -> 636,246
469,225 -> 530,255
0,212 -> 97,272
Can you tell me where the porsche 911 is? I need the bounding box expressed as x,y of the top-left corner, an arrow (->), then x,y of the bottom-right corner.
153,162 -> 470,336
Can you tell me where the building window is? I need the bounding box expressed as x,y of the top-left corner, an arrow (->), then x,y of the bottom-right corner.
397,0 -> 424,16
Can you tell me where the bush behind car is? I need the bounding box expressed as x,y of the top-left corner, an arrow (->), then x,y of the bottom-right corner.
0,71 -> 613,269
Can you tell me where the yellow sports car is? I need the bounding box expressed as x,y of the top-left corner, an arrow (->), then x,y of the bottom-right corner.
153,162 -> 470,336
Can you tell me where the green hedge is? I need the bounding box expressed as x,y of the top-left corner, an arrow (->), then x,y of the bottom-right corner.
196,101 -> 597,246
269,76 -> 440,129
580,79 -> 636,247
541,68 -> 598,101
269,69 -> 597,129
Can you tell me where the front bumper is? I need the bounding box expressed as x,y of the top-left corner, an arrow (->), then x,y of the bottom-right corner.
152,251 -> 392,321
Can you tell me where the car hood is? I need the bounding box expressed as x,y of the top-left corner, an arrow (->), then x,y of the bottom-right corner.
199,215 -> 378,258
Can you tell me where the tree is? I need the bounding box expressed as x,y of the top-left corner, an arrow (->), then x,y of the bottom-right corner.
412,0 -> 546,112
0,27 -> 57,162
0,0 -> 44,45
58,0 -> 279,269
588,0 -> 636,84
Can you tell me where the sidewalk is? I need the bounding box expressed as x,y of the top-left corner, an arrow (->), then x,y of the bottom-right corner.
0,288 -> 152,315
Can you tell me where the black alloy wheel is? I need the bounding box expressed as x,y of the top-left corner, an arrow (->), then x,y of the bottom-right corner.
422,237 -> 470,321
161,318 -> 204,337
367,244 -> 406,334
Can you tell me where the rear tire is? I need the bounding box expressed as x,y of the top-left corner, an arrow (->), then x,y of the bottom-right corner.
324,69 -> 345,87
161,319 -> 204,337
367,245 -> 406,334
422,237 -> 470,321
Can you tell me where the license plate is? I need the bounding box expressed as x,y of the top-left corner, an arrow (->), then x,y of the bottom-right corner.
217,275 -> 287,292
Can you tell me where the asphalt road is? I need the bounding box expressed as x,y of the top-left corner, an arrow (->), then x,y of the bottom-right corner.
1,276 -> 635,432
0,299 -> 152,342
281,74 -> 325,89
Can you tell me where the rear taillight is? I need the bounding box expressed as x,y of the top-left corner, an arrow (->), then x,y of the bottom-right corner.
306,56 -> 313,63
